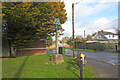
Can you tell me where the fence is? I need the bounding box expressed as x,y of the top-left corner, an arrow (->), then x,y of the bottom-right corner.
75,42 -> 97,50
75,42 -> 117,51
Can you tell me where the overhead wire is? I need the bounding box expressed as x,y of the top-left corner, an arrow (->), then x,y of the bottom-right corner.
92,18 -> 120,29
74,1 -> 119,5
78,18 -> 119,34
74,0 -> 119,35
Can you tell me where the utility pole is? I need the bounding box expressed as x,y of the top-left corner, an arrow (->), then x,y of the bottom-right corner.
72,3 -> 75,58
72,0 -> 84,57
118,1 -> 120,52
84,31 -> 85,41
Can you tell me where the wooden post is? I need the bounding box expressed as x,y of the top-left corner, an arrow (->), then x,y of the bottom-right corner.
72,3 -> 75,58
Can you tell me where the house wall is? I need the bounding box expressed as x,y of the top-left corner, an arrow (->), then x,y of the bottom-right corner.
94,33 -> 106,40
105,35 -> 118,39
16,40 -> 46,57
92,36 -> 95,39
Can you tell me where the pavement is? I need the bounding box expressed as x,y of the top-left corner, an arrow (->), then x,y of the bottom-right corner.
86,57 -> 118,78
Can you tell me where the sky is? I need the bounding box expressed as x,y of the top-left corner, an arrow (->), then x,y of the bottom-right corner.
53,0 -> 119,40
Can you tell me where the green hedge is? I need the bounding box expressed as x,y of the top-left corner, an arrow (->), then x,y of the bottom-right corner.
96,43 -> 117,51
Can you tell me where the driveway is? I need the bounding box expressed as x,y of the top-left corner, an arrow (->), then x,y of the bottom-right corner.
47,49 -> 119,78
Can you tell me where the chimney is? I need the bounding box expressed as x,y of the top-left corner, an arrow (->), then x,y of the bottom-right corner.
101,30 -> 103,32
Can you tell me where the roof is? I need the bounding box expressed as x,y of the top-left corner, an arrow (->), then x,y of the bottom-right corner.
85,40 -> 99,43
92,30 -> 117,36
99,31 -> 109,41
100,30 -> 116,35
91,33 -> 97,36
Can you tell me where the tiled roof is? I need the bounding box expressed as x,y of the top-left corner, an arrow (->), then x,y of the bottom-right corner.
92,33 -> 97,36
101,31 -> 115,35
92,30 -> 117,36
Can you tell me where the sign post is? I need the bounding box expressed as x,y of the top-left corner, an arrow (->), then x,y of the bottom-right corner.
54,18 -> 61,54
51,18 -> 64,65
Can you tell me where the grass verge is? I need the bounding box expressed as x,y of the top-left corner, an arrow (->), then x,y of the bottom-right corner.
71,49 -> 95,52
46,48 -> 95,52
2,54 -> 97,78
46,48 -> 55,51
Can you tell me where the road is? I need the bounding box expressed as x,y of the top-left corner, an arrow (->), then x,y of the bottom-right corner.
47,49 -> 119,78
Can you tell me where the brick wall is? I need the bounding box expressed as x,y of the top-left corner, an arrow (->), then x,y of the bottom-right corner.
47,45 -> 71,49
16,40 -> 46,57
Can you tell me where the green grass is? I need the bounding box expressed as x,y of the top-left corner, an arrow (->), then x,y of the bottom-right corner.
73,49 -> 95,52
65,47 -> 72,49
46,48 -> 95,52
46,47 -> 72,51
2,54 -> 97,78
46,48 -> 55,51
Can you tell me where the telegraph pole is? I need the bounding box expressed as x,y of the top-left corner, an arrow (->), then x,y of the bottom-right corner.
84,31 -> 85,41
72,0 -> 84,57
72,3 -> 75,58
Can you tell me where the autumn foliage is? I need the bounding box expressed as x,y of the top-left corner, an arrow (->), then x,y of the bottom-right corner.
2,2 -> 67,50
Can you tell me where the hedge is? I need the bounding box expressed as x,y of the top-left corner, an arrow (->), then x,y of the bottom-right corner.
96,43 -> 117,51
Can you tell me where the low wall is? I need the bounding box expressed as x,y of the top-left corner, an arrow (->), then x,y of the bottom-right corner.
47,45 -> 71,49
16,40 -> 46,57
16,49 -> 46,57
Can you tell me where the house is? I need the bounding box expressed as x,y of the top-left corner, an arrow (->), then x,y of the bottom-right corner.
91,30 -> 118,43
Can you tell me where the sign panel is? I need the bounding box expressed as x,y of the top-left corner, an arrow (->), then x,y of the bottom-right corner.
54,18 -> 61,25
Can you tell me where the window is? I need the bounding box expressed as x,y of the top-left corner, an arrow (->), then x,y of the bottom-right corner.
97,36 -> 101,39
113,35 -> 114,37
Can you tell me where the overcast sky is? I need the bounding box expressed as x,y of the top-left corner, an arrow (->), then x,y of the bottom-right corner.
53,0 -> 119,40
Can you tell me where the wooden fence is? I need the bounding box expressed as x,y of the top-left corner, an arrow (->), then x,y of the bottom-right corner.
75,42 -> 97,50
75,42 -> 117,51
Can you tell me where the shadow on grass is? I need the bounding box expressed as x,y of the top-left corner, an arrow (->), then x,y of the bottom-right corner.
66,59 -> 80,78
48,54 -> 52,61
14,55 -> 30,79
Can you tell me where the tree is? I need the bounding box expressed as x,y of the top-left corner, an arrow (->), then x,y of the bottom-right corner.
75,35 -> 84,42
67,36 -> 73,47
61,36 -> 69,45
2,2 -> 67,57
46,36 -> 53,47
86,35 -> 92,41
